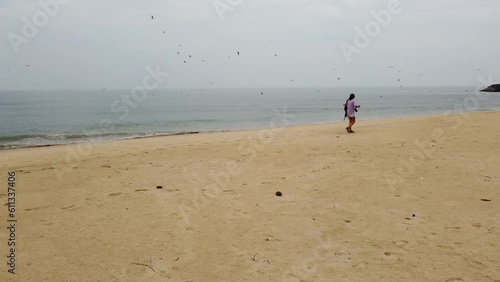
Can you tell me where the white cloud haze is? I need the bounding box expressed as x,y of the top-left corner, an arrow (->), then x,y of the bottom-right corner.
1,0 -> 499,90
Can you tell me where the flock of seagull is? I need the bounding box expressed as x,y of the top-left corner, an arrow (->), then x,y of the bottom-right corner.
149,14 -> 424,93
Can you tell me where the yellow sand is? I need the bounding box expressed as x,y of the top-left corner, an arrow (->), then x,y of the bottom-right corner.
1,111 -> 499,281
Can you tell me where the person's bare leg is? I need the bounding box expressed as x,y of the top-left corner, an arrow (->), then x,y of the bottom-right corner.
347,117 -> 356,132
347,117 -> 355,132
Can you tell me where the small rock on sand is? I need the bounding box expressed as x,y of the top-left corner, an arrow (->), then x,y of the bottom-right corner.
275,191 -> 282,196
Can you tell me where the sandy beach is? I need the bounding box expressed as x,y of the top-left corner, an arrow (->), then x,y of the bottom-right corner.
1,111 -> 499,282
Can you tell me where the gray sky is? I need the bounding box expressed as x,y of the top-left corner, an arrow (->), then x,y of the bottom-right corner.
1,0 -> 499,90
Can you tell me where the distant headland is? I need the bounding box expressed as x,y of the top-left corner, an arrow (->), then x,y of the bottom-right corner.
481,84 -> 500,92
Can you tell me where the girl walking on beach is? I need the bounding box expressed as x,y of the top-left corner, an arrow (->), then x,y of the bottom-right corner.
344,93 -> 361,133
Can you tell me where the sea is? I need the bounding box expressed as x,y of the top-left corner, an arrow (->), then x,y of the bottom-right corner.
1,87 -> 499,149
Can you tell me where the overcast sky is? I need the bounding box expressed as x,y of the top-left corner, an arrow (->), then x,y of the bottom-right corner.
1,0 -> 499,90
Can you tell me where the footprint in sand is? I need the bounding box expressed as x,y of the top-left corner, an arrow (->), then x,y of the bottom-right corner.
482,175 -> 493,182
329,250 -> 353,267
393,240 -> 409,248
423,232 -> 438,240
383,252 -> 401,261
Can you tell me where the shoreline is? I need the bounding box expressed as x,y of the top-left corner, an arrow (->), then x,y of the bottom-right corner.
2,109 -> 500,151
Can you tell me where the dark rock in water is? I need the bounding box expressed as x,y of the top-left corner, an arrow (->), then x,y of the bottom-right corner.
275,191 -> 282,196
480,84 -> 500,92
156,186 -> 163,189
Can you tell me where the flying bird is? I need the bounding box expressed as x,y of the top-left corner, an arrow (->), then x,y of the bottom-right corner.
237,51 -> 240,56
151,15 -> 154,20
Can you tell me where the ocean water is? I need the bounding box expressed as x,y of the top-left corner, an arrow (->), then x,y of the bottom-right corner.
1,87 -> 499,149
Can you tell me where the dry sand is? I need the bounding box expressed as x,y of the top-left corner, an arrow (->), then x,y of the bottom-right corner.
1,111 -> 499,281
